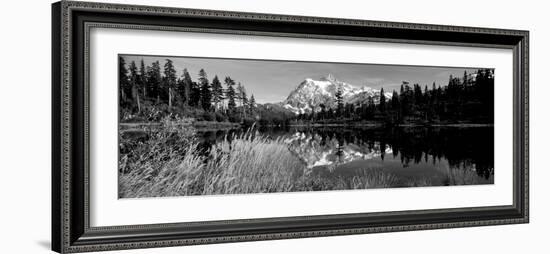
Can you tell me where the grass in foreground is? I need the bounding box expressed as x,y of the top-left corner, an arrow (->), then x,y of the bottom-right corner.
119,126 -> 410,198
119,128 -> 307,198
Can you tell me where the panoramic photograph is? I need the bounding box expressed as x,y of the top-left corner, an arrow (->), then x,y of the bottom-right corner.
117,54 -> 494,198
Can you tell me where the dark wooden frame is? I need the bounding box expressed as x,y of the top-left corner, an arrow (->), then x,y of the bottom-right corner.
52,1 -> 529,253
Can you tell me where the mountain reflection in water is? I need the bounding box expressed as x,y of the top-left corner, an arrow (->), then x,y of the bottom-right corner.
197,126 -> 494,187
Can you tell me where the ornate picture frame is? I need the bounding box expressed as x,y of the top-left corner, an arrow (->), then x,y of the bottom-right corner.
52,1 -> 529,253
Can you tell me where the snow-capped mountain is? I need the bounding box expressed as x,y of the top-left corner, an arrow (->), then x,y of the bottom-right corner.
283,74 -> 392,114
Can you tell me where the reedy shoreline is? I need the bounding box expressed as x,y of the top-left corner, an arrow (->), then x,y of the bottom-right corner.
119,123 -> 491,198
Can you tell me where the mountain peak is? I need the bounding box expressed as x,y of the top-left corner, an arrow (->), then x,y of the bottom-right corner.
283,76 -> 392,114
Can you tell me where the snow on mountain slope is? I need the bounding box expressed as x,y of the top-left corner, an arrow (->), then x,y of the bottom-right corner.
283,74 -> 392,114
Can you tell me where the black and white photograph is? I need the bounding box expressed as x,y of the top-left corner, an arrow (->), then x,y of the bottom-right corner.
2,0 -> 542,253
118,54 -> 494,198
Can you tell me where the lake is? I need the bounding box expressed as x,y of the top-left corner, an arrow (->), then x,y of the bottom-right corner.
196,125 -> 495,188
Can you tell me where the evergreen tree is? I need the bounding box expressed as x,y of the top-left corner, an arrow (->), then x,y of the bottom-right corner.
163,59 -> 177,108
391,90 -> 400,122
391,90 -> 399,110
400,82 -> 412,118
211,75 -> 223,111
179,68 -> 199,107
128,61 -> 141,112
335,86 -> 344,116
175,78 -> 184,107
147,61 -> 162,104
224,76 -> 236,114
179,69 -> 193,106
366,96 -> 375,119
242,94 -> 249,117
379,87 -> 386,112
414,84 -> 423,104
198,69 -> 211,110
236,83 -> 248,119
118,57 -> 130,105
139,59 -> 147,99
190,81 -> 201,107
249,94 -> 256,115
198,69 -> 208,85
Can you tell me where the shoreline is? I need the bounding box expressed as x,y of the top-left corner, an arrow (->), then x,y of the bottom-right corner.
119,120 -> 242,132
120,120 -> 494,132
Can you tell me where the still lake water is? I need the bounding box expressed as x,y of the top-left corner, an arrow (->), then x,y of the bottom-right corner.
197,126 -> 494,187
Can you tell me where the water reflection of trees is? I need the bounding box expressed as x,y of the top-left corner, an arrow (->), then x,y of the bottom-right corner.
196,126 -> 494,180
290,127 -> 494,179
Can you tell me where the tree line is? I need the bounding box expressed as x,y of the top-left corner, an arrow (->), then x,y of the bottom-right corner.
297,68 -> 494,125
120,57 -> 494,126
119,57 -> 258,123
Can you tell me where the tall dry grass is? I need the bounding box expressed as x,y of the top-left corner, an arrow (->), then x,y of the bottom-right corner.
119,129 -> 307,198
119,126 -> 407,198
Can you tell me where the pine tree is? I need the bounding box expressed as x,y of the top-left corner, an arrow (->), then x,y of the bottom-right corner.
118,57 -> 130,105
163,59 -> 177,108
424,85 -> 429,100
147,61 -> 161,104
413,84 -> 423,112
249,94 -> 256,115
198,69 -> 211,110
191,81 -> 201,107
335,86 -> 344,116
391,90 -> 399,110
224,76 -> 236,114
211,75 -> 223,111
180,68 -> 195,106
139,59 -> 147,99
379,87 -> 386,112
390,90 -> 400,122
399,82 -> 411,118
242,95 -> 249,117
431,82 -> 438,105
236,83 -> 247,119
128,61 -> 141,112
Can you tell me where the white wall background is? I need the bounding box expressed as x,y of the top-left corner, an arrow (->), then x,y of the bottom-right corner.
0,0 -> 547,253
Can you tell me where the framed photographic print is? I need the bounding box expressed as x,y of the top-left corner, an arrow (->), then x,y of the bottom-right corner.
52,1 -> 529,253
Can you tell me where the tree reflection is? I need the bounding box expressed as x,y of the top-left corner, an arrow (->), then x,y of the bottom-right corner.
282,126 -> 494,179
196,126 -> 494,180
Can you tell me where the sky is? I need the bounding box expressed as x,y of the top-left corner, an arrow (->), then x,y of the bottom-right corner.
121,54 -> 483,104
